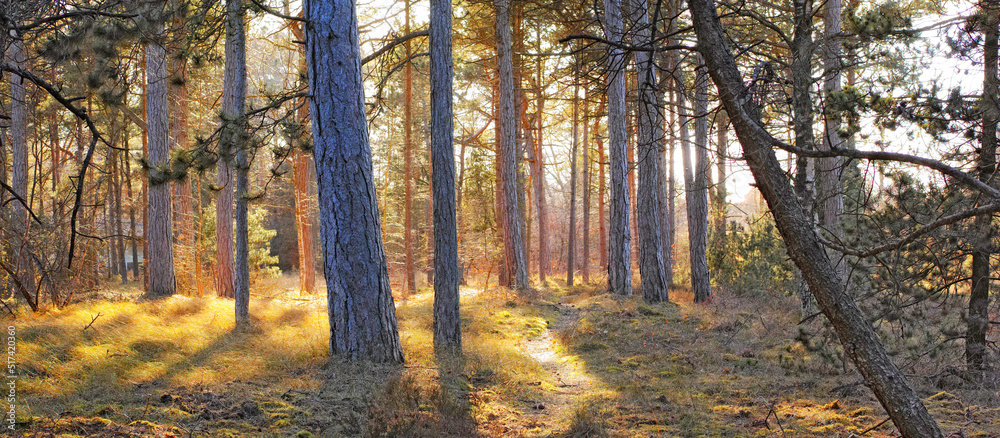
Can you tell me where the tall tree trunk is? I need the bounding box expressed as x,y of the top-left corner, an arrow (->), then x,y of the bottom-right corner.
9,34 -> 35,300
687,1 -> 942,435
288,1 -> 316,294
597,96 -> 607,270
568,55 -> 580,287
430,0 -> 461,352
306,0 -> 404,362
631,0 -> 668,303
533,50 -> 550,283
145,9 -> 176,298
713,112 -> 728,243
686,58 -> 712,303
603,0 -> 633,296
220,0 -> 250,323
967,0 -> 998,372
819,0 -> 844,241
403,0 -> 416,295
581,91 -> 591,284
494,0 -> 529,290
170,5 -> 194,294
792,0 -> 817,314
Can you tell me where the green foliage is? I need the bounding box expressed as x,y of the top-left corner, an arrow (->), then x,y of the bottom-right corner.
709,215 -> 796,296
198,202 -> 281,283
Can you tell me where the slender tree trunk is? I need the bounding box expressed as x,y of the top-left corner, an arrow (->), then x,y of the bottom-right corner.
603,0 -> 632,296
145,9 -> 176,298
713,112 -> 728,242
687,1 -> 942,435
568,55 -> 580,287
9,34 -> 35,299
967,0 -> 998,372
819,0 -> 844,243
430,0 -> 461,352
631,0 -> 668,303
307,0 -> 404,362
792,0 -> 817,313
534,50 -> 550,283
457,139 -> 467,285
403,0 -> 416,295
494,0 -> 529,290
224,0 -> 251,325
686,58 -> 712,303
581,91 -> 591,284
597,96 -> 607,270
170,6 -> 194,294
288,3 -> 316,294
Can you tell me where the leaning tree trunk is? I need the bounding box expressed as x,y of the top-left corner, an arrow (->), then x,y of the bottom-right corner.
145,11 -> 176,298
430,0 -> 461,353
687,0 -> 942,435
967,1 -> 998,372
494,0 -> 529,291
603,0 -> 632,296
630,0 -> 668,303
306,0 -> 404,363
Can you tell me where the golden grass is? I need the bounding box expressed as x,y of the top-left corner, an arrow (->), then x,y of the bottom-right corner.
9,275 -> 998,437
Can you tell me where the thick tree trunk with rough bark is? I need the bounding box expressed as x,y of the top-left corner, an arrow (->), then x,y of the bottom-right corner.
494,0 -> 529,291
306,0 -> 404,363
687,0 -> 942,435
967,1 -> 998,372
631,0 -> 668,303
603,0 -> 632,296
686,58 -> 712,303
145,13 -> 176,298
430,0 -> 461,352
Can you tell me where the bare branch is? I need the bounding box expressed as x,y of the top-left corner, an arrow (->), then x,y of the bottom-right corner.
362,29 -> 429,65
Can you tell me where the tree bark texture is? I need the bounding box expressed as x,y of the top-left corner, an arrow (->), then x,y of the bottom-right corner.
967,0 -> 998,372
687,58 -> 712,303
403,0 -> 416,295
145,15 -> 176,298
288,2 -> 317,295
581,91 -> 591,284
819,0 -> 844,237
494,0 -> 529,291
430,0 -> 461,353
223,0 -> 251,324
533,54 -> 550,283
567,58 -> 579,287
8,34 -> 35,299
687,0 -> 942,435
306,0 -> 404,362
603,0 -> 632,296
630,0 -> 668,303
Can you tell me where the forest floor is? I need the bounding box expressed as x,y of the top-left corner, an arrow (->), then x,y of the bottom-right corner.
6,275 -> 1000,437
